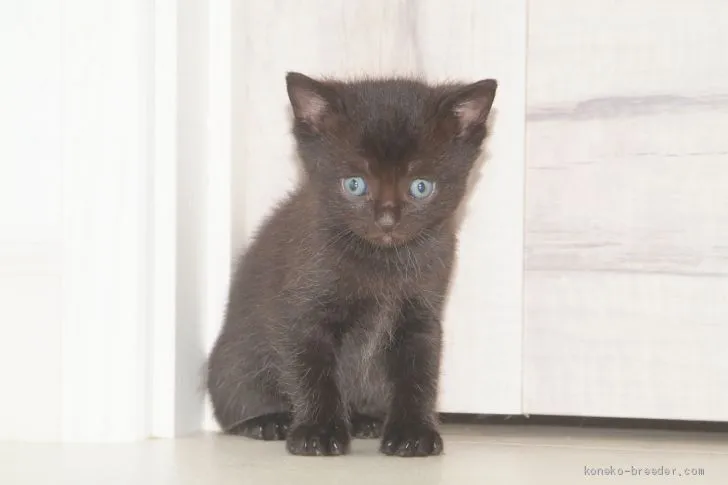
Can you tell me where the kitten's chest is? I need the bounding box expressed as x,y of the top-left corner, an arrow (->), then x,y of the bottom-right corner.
334,261 -> 449,310
336,297 -> 399,401
334,252 -> 426,301
336,295 -> 400,362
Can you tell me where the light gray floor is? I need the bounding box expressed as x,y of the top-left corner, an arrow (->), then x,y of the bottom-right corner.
4,425 -> 728,484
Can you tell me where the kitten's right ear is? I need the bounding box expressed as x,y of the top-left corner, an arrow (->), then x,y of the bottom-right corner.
286,72 -> 342,133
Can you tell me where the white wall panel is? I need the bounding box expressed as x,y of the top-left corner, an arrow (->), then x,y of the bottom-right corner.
0,0 -> 64,442
524,0 -> 728,420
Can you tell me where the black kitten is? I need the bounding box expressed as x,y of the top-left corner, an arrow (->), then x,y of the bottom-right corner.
207,72 -> 497,457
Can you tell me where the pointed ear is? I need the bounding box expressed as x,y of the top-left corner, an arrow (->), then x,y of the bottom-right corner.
439,79 -> 497,139
286,72 -> 342,133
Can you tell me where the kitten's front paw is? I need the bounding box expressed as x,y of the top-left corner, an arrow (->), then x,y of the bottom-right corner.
286,421 -> 351,456
380,423 -> 443,457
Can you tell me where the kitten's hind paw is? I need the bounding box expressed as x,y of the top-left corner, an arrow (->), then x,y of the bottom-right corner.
286,421 -> 351,456
351,414 -> 383,439
227,413 -> 291,441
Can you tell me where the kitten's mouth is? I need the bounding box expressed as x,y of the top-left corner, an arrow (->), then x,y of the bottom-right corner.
370,232 -> 408,248
356,227 -> 412,248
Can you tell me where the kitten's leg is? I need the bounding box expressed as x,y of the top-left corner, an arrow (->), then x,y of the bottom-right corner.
283,316 -> 350,456
227,413 -> 292,440
350,413 -> 383,439
380,298 -> 443,457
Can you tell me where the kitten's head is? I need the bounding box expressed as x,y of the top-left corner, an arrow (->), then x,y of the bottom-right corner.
286,72 -> 497,248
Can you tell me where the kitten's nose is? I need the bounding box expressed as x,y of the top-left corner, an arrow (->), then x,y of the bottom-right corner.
376,211 -> 397,232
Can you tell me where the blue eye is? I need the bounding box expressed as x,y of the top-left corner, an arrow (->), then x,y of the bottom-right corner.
342,176 -> 367,196
409,179 -> 434,199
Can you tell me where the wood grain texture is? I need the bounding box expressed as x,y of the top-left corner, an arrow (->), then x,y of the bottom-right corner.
526,271 -> 728,421
524,0 -> 728,420
228,0 -> 525,418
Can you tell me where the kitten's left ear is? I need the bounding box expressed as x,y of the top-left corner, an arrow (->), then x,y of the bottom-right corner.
439,79 -> 498,139
286,72 -> 343,133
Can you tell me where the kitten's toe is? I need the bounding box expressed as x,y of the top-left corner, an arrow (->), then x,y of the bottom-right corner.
227,413 -> 291,441
380,423 -> 443,457
286,421 -> 351,456
351,414 -> 383,439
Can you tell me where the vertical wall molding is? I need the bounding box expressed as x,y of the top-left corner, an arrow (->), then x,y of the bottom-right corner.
149,0 -> 180,439
202,0 -> 233,430
56,0 -> 230,441
151,0 -> 232,438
